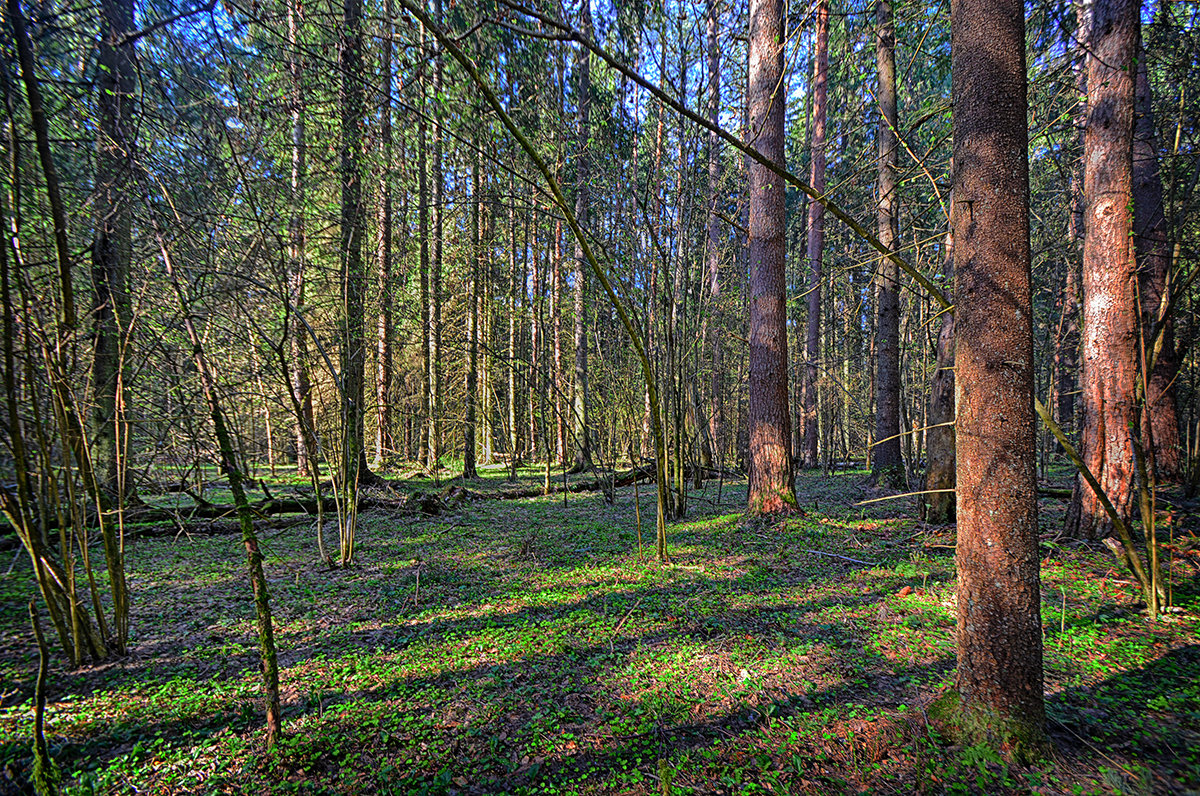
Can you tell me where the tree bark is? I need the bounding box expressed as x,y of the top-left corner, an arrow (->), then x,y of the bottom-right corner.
949,0 -> 1045,755
872,0 -> 904,488
1065,0 -> 1139,539
1133,51 -> 1181,481
801,0 -> 829,470
705,0 -> 724,468
464,121 -> 481,480
746,0 -> 797,515
417,25 -> 431,469
429,0 -> 445,474
374,1 -> 395,468
924,194 -> 955,524
570,1 -> 593,473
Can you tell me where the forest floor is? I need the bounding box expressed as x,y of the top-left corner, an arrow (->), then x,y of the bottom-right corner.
1,464 -> 1198,794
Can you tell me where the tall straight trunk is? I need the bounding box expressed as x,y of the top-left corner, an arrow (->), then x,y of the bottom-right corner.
91,0 -> 135,500
949,0 -> 1045,755
802,0 -> 829,469
746,0 -> 797,515
417,27 -> 431,468
429,0 -> 444,473
286,0 -> 317,478
338,0 -> 373,486
570,0 -> 593,472
1066,0 -> 1139,539
1055,0 -> 1088,436
872,0 -> 904,488
508,171 -> 522,466
374,0 -> 394,468
552,216 -> 565,465
464,123 -> 480,480
924,199 -> 955,524
1133,52 -> 1181,481
529,214 -> 542,457
704,0 -> 723,465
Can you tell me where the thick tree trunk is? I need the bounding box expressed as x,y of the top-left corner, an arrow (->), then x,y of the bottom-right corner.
338,0 -> 374,487
872,0 -> 904,488
429,0 -> 445,474
1066,0 -> 1139,540
570,2 -> 593,473
801,0 -> 829,470
746,0 -> 797,515
949,0 -> 1045,755
417,28 -> 431,469
374,2 -> 394,468
1133,52 -> 1181,481
91,0 -> 135,501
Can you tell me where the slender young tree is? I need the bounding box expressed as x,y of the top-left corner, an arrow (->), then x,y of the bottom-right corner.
374,0 -> 395,468
464,118 -> 481,480
948,0 -> 1046,756
746,0 -> 797,515
801,0 -> 829,470
1066,0 -> 1139,539
704,0 -> 723,465
872,0 -> 904,488
924,196 -> 955,524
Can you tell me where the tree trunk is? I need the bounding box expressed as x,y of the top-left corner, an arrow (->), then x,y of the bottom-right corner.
872,0 -> 904,488
924,202 -> 955,525
802,0 -> 829,470
570,2 -> 593,473
1133,51 -> 1181,481
1065,0 -> 1139,540
417,25 -> 431,469
338,0 -> 374,487
429,0 -> 445,475
746,0 -> 797,515
374,1 -> 394,468
704,0 -> 723,468
464,122 -> 480,480
286,0 -> 317,480
949,0 -> 1045,755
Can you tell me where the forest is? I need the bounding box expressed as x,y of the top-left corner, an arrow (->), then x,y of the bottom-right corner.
0,0 -> 1198,790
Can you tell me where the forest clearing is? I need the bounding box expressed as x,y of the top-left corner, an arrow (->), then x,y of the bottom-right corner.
1,0 -> 1199,788
1,466 -> 1197,794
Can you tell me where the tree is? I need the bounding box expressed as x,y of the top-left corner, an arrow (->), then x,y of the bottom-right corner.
801,0 -> 829,470
872,0 -> 904,488
570,0 -> 593,473
1066,0 -> 1139,539
946,0 -> 1045,756
745,0 -> 797,515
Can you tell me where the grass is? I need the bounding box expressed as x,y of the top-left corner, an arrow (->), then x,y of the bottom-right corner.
1,463 -> 1198,794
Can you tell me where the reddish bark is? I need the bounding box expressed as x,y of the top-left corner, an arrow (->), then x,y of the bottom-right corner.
746,0 -> 797,515
801,0 -> 829,470
950,0 -> 1045,753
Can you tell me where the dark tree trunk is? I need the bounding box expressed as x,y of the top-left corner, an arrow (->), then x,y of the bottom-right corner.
464,124 -> 480,480
1133,52 -> 1181,481
338,0 -> 375,486
746,0 -> 797,515
429,0 -> 445,474
374,1 -> 394,468
949,0 -> 1045,755
417,26 -> 431,469
1066,0 -> 1139,540
801,0 -> 829,470
924,202 -> 955,525
91,0 -> 135,501
873,0 -> 904,488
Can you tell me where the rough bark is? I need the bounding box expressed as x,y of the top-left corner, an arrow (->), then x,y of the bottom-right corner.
872,0 -> 904,488
1133,52 -> 1181,481
286,0 -> 317,479
417,26 -> 431,468
374,3 -> 394,469
705,0 -> 724,468
801,0 -> 829,470
90,0 -> 135,500
429,0 -> 445,473
464,125 -> 480,480
948,0 -> 1045,755
570,1 -> 593,473
924,200 -> 955,524
1065,0 -> 1139,539
746,0 -> 797,515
